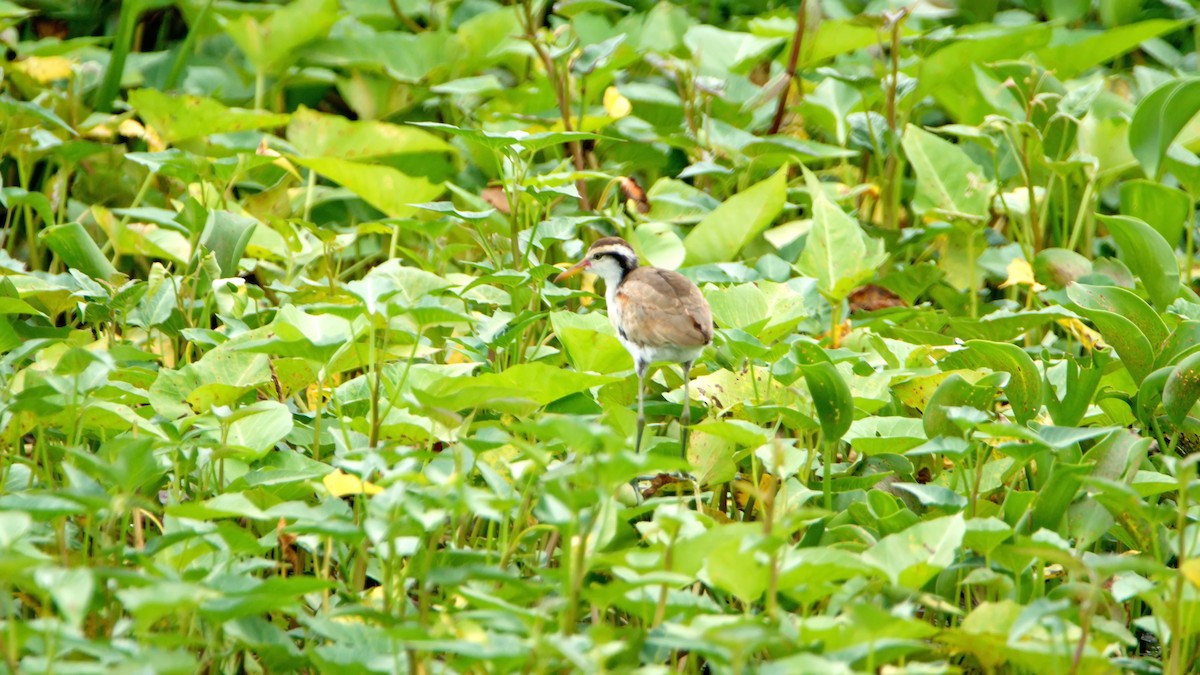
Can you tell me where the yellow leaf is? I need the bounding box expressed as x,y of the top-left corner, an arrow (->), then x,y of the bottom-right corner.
323,469 -> 382,497
603,86 -> 631,119
1056,318 -> 1105,351
1183,558 -> 1200,588
15,56 -> 74,82
999,258 -> 1046,292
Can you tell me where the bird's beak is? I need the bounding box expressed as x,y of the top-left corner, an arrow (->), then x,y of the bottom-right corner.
554,259 -> 589,283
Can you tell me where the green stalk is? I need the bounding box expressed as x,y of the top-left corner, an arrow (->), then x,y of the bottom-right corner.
95,0 -> 145,111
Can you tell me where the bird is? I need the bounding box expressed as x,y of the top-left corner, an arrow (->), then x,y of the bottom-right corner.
555,237 -> 713,461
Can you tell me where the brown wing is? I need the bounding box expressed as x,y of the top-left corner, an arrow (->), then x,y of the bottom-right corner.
616,267 -> 713,348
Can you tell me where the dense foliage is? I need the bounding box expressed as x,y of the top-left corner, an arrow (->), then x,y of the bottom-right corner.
3,0 -> 1200,672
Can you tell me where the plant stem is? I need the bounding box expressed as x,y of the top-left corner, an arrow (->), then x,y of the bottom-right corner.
518,1 -> 592,211
767,0 -> 808,135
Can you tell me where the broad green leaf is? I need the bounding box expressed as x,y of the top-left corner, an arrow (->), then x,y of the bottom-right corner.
682,25 -> 783,75
128,89 -> 289,145
963,517 -> 1013,556
915,23 -> 1053,124
798,360 -> 853,442
1099,214 -> 1181,310
201,211 -> 258,279
844,417 -> 927,455
703,529 -> 771,602
1034,20 -> 1184,79
0,187 -> 54,229
1156,321 -> 1200,369
549,311 -> 631,375
1120,179 -> 1191,247
287,107 -> 451,159
293,157 -> 444,218
863,514 -> 966,588
939,341 -> 1042,425
34,567 -> 93,630
1129,77 -> 1200,180
1067,283 -> 1161,383
901,124 -> 995,221
416,363 -> 622,415
223,401 -> 293,460
795,167 -> 886,301
633,222 -> 685,270
1030,461 -> 1091,531
1164,351 -> 1200,425
219,0 -> 339,74
683,167 -> 787,265
924,373 -> 1003,439
40,223 -> 118,280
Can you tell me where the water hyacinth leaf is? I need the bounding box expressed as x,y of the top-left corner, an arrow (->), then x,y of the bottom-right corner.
219,0 -> 339,74
799,361 -> 853,442
795,166 -> 886,301
549,311 -> 631,374
41,223 -> 118,280
1119,179 -> 1191,246
293,157 -> 444,218
1030,461 -> 1091,531
200,211 -> 258,279
286,106 -> 452,159
924,373 -> 1002,439
416,362 -> 622,415
222,401 -> 294,460
1,187 -> 55,230
683,167 -> 787,265
863,514 -> 966,588
1128,77 -> 1200,180
1066,283 -> 1159,383
34,566 -> 94,630
128,89 -> 290,145
901,124 -> 995,221
939,341 -> 1042,425
1098,214 -> 1181,310
1164,351 -> 1200,425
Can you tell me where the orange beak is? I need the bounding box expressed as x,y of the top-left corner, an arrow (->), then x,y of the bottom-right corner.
554,259 -> 589,283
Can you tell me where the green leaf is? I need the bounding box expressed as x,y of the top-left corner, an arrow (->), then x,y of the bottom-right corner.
633,222 -> 685,270
40,223 -> 118,280
915,24 -> 1053,124
201,211 -> 257,279
683,167 -> 787,265
293,157 -> 445,219
1098,214 -> 1181,310
1034,20 -> 1184,79
797,360 -> 853,442
1164,351 -> 1200,425
223,401 -> 293,460
795,167 -> 887,301
1119,179 -> 1192,247
863,514 -> 966,588
128,89 -> 289,145
682,25 -> 784,75
939,341 -> 1042,425
923,373 -> 1002,439
549,311 -> 631,375
416,363 -> 622,415
901,124 -> 995,221
219,0 -> 340,75
0,187 -> 55,229
287,107 -> 452,159
1067,283 -> 1163,383
1128,77 -> 1200,180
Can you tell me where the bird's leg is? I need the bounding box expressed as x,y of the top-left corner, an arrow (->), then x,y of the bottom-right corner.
634,359 -> 648,454
680,360 -> 692,462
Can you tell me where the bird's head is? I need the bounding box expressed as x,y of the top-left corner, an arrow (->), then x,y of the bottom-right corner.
555,237 -> 638,286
